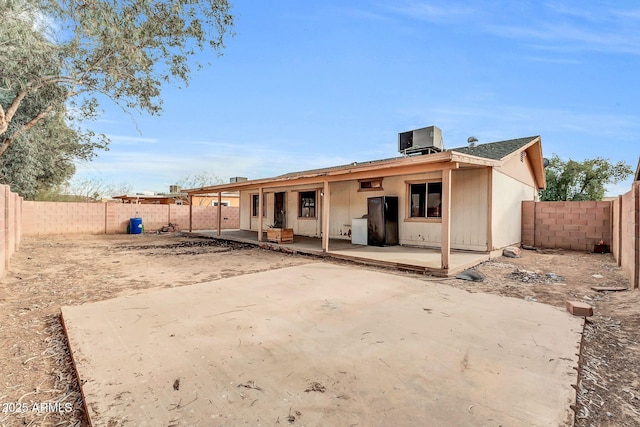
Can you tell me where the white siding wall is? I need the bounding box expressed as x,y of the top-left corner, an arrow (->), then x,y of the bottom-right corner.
242,192 -> 273,230
239,191 -> 251,230
238,166 -> 530,251
323,171 -> 449,248
450,168 -> 489,251
240,189 -> 322,237
327,181 -> 370,239
290,190 -> 321,236
491,170 -> 537,249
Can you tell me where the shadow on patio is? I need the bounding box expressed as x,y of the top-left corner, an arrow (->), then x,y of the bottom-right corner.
190,230 -> 489,276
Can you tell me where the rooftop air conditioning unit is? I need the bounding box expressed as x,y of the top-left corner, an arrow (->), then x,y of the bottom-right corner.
398,125 -> 443,155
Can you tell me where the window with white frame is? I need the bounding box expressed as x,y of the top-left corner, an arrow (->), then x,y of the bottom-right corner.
299,191 -> 316,218
251,194 -> 266,217
409,182 -> 442,218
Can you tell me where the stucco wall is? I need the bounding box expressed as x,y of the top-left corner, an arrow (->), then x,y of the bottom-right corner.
496,151 -> 537,188
492,170 -> 538,249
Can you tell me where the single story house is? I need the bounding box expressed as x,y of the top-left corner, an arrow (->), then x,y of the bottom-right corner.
185,131 -> 546,274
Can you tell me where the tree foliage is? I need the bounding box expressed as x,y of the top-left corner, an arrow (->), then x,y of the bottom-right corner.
0,0 -> 234,154
0,87 -> 107,199
539,155 -> 633,201
36,176 -> 133,201
175,171 -> 223,205
175,171 -> 223,191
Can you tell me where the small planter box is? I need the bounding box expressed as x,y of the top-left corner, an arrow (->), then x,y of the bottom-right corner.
593,244 -> 609,253
267,228 -> 294,244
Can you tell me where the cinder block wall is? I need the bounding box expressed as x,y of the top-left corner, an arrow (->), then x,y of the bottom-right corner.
615,183 -> 639,288
23,202 -> 107,235
168,205 -> 240,231
106,204 -> 172,234
23,202 -> 240,236
521,200 -> 612,251
0,188 -> 4,274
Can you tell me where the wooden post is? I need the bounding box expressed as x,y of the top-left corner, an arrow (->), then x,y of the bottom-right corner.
322,181 -> 330,252
441,168 -> 451,270
217,192 -> 222,236
188,195 -> 193,232
486,167 -> 493,252
257,188 -> 264,242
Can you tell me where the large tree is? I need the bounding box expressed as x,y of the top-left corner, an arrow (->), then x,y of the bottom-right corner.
0,75 -> 107,198
540,155 -> 633,201
0,0 -> 234,155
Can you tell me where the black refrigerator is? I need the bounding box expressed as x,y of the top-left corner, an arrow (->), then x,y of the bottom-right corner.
367,196 -> 399,246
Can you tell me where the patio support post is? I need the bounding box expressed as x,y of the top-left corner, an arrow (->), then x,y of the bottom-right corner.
257,187 -> 264,242
217,192 -> 222,236
189,194 -> 193,232
441,168 -> 452,269
486,167 -> 493,252
322,181 -> 330,252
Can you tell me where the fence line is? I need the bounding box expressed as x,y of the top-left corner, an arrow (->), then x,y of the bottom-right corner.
22,201 -> 240,236
522,186 -> 639,288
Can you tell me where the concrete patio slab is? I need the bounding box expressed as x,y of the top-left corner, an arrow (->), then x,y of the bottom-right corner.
192,229 -> 490,275
62,262 -> 582,427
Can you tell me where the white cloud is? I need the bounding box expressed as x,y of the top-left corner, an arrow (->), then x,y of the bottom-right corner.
74,140 -> 358,193
485,4 -> 640,56
521,56 -> 582,65
385,1 -> 476,21
605,179 -> 635,197
106,135 -> 158,145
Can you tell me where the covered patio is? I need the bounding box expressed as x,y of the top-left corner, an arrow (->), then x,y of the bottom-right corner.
191,229 -> 490,276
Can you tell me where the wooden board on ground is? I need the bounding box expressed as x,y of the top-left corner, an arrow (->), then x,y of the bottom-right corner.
591,286 -> 628,292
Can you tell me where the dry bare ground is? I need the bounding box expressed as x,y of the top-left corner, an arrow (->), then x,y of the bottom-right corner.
0,234 -> 638,426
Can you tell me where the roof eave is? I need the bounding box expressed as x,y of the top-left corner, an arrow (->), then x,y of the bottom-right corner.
185,151 -> 459,194
524,137 -> 546,190
449,151 -> 501,167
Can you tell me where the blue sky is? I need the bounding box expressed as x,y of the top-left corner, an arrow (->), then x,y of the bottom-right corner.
75,1 -> 640,196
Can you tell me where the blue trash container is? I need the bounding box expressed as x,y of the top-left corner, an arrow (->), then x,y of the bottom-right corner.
129,217 -> 143,234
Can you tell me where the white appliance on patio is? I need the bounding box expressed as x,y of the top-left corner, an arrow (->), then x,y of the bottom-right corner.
351,218 -> 367,245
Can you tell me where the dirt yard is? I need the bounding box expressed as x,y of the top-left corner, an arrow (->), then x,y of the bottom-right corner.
0,233 -> 638,426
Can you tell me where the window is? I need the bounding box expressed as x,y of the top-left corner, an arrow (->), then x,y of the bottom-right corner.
251,195 -> 266,217
409,182 -> 442,218
299,191 -> 316,218
213,201 -> 230,207
410,184 -> 426,217
358,178 -> 383,192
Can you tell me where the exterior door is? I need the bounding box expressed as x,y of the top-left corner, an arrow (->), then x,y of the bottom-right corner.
274,192 -> 286,228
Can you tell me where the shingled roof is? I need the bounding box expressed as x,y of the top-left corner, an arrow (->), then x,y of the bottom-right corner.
184,135 -> 545,194
449,136 -> 539,160
258,136 -> 540,181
